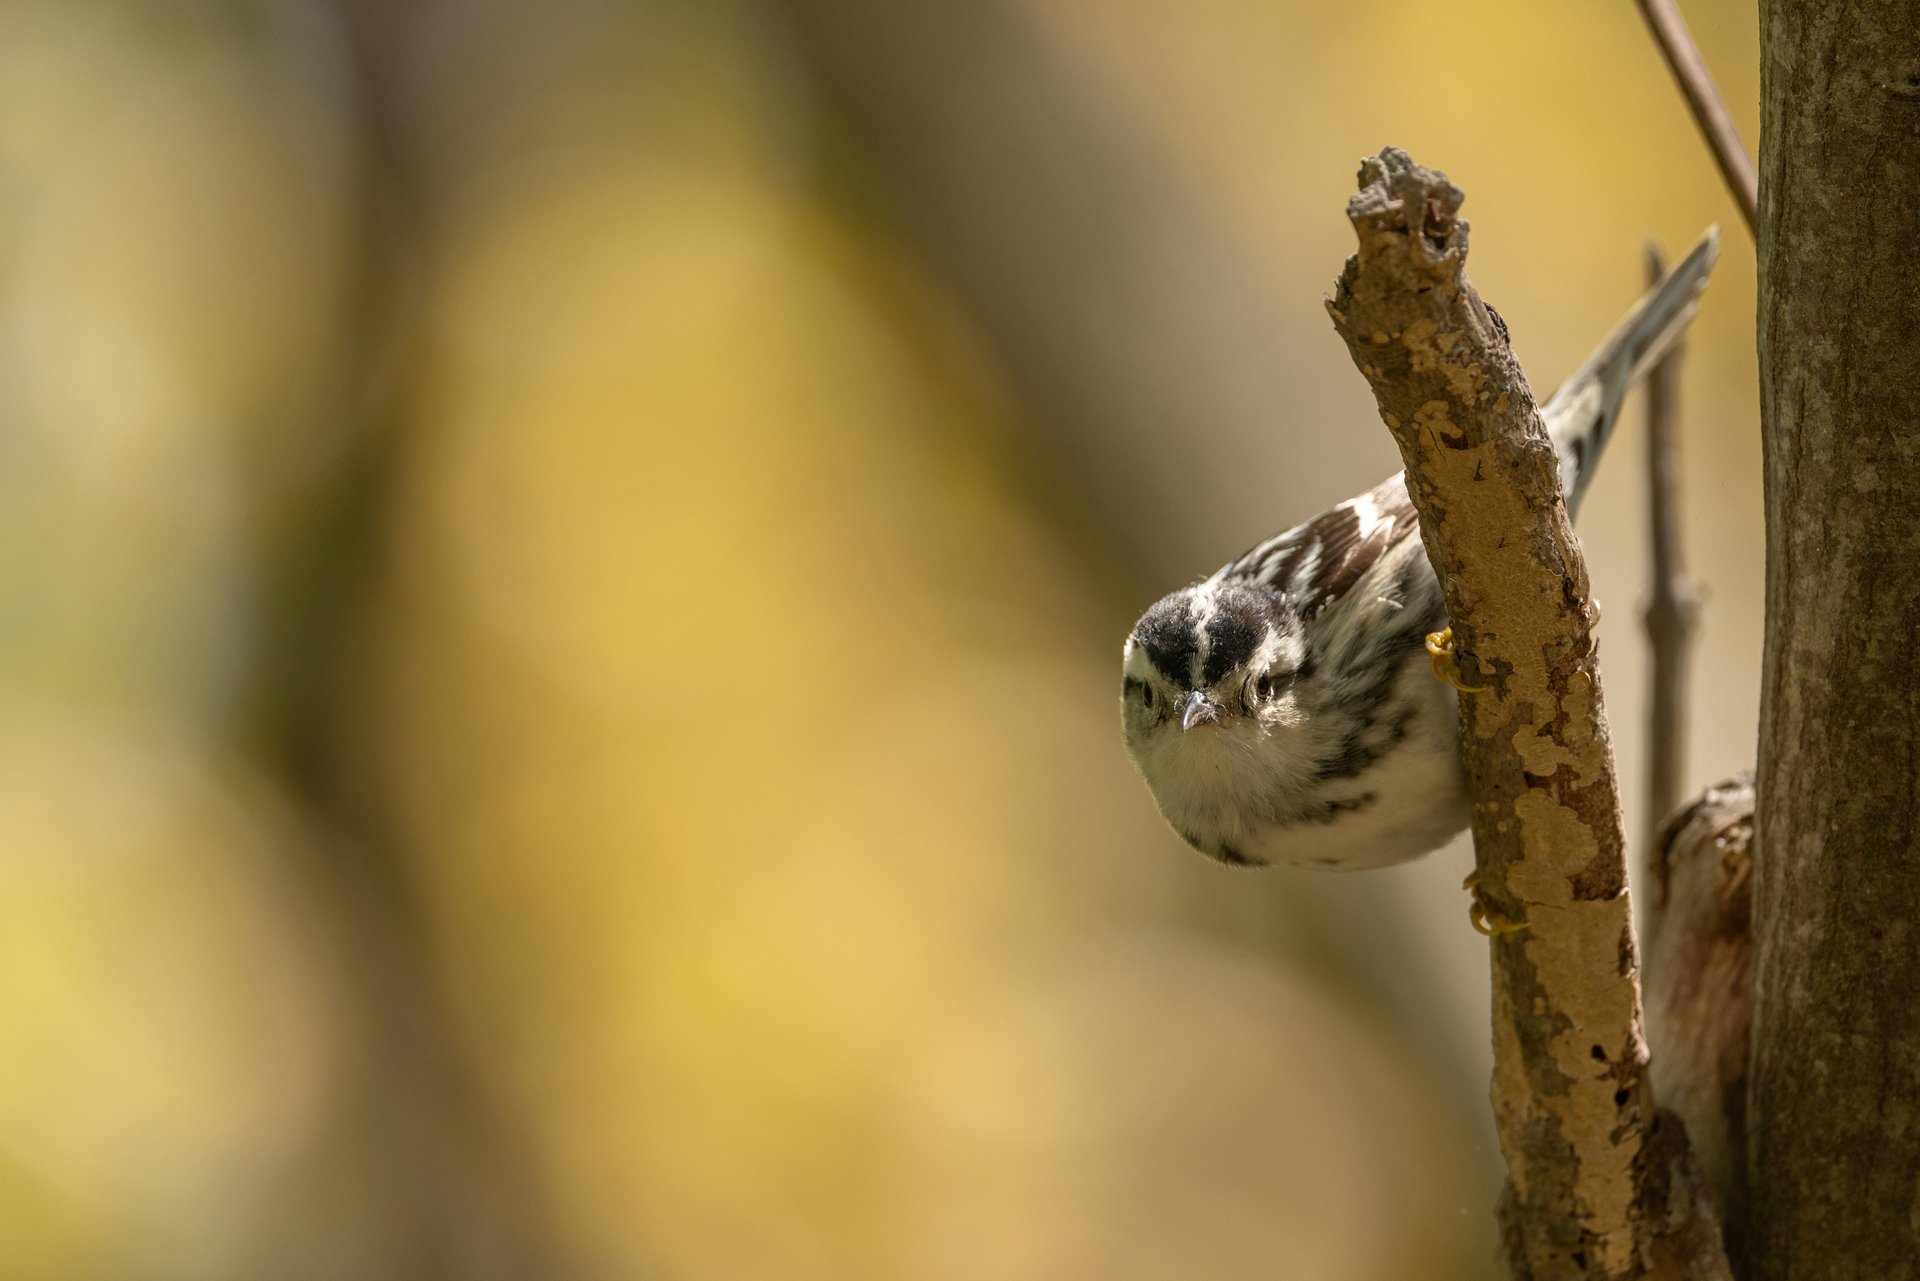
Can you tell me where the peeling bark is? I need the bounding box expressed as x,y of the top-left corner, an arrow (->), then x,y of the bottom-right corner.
1327,149 -> 1728,1280
1644,775 -> 1754,1270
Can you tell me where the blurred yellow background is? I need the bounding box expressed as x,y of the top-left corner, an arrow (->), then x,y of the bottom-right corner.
0,1 -> 1760,1277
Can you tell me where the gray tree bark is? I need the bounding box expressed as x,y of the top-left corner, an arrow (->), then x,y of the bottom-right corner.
1749,2 -> 1920,1277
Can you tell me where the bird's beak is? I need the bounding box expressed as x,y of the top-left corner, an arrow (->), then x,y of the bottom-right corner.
1180,690 -> 1220,732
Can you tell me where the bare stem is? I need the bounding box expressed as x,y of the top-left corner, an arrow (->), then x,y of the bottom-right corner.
1632,0 -> 1759,236
1640,244 -> 1700,850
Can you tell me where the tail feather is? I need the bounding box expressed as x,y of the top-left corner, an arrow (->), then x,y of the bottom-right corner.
1542,227 -> 1721,511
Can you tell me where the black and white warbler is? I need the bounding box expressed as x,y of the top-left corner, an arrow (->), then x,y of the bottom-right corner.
1122,230 -> 1719,870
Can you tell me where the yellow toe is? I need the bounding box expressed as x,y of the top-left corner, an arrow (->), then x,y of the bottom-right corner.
1468,897 -> 1529,938
1425,627 -> 1490,694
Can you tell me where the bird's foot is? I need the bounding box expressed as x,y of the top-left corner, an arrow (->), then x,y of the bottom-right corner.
1426,627 -> 1490,693
1463,868 -> 1529,937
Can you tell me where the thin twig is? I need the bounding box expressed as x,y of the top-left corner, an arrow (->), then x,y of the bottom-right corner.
1641,244 -> 1700,850
1327,149 -> 1731,1280
1633,0 -> 1760,236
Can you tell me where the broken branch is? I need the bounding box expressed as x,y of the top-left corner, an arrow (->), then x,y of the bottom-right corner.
1325,148 -> 1729,1280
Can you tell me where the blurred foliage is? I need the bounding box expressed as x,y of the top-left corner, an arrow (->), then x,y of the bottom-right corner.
0,0 -> 1761,1278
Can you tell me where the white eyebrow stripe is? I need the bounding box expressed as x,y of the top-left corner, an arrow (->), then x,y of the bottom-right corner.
1188,581 -> 1218,688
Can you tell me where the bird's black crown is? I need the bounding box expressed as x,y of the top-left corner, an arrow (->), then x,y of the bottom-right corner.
1132,581 -> 1293,689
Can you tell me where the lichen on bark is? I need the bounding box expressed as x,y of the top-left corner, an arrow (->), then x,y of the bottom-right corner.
1327,148 -> 1728,1280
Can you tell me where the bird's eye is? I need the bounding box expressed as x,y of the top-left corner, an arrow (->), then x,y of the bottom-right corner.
1125,676 -> 1153,708
1255,672 -> 1282,699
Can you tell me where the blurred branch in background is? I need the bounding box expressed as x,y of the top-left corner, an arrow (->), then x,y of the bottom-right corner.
241,3 -> 559,1276
1640,244 -> 1699,852
772,0 -> 1497,1122
773,0 -> 1359,584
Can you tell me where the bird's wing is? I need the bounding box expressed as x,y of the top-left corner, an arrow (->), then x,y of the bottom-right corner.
1217,475 -> 1420,622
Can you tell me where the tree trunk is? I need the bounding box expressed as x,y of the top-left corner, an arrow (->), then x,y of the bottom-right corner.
1748,2 -> 1920,1277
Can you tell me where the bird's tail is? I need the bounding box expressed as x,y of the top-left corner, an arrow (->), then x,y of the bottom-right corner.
1542,227 -> 1721,511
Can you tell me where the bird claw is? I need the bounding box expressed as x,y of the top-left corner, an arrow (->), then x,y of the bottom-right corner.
1464,867 -> 1529,937
1426,627 -> 1490,693
1470,900 -> 1530,937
